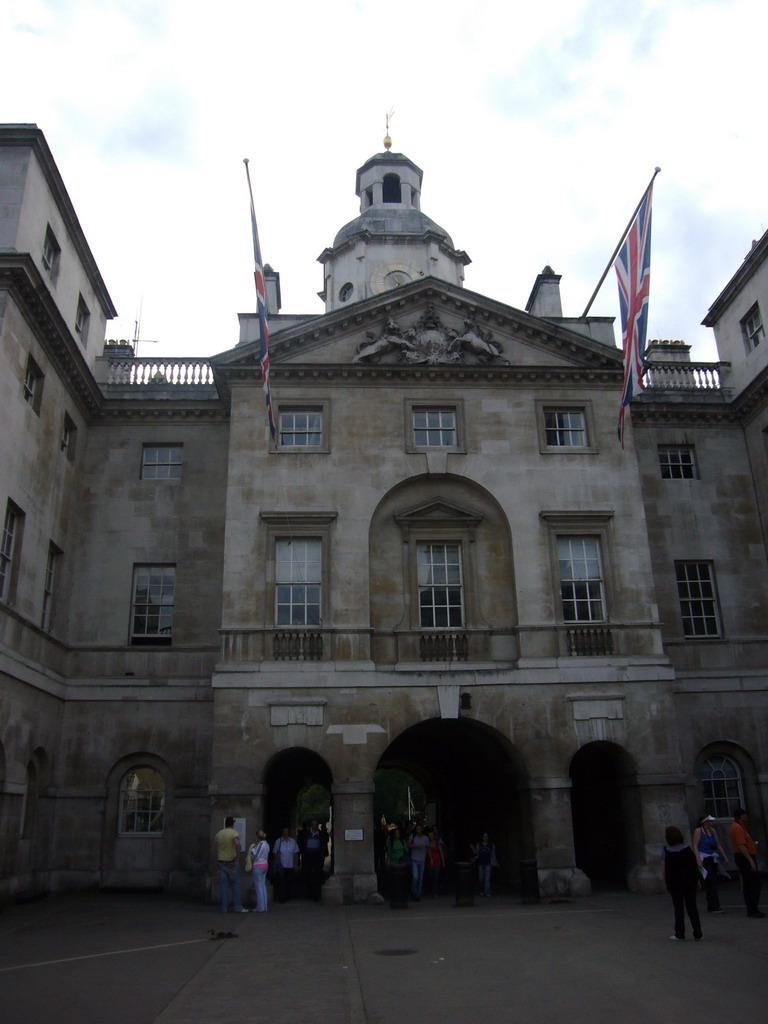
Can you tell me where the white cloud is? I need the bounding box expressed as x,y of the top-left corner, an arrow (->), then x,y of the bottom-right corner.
1,0 -> 766,362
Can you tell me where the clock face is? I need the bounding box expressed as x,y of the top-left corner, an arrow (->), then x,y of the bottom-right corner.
369,261 -> 421,294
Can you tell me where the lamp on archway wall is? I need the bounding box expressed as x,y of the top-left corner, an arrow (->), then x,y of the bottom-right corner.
460,693 -> 472,711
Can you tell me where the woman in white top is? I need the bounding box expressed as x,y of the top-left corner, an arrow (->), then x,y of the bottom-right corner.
247,830 -> 271,912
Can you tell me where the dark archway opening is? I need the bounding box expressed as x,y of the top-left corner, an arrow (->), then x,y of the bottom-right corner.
263,748 -> 333,897
376,717 -> 529,892
570,741 -> 637,890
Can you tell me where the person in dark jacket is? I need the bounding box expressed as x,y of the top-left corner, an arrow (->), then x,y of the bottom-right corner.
663,825 -> 703,941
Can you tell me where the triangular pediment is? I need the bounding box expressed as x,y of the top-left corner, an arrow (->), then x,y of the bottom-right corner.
211,278 -> 622,378
393,496 -> 484,528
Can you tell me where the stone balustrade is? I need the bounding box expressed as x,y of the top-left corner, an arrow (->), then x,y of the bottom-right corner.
642,362 -> 723,392
105,358 -> 215,386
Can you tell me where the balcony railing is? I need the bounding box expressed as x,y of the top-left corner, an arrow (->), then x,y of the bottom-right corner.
273,631 -> 324,661
566,627 -> 614,656
642,362 -> 723,392
105,358 -> 215,386
419,632 -> 469,662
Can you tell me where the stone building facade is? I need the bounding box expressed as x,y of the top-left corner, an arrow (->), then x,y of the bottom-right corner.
1,124 -> 767,903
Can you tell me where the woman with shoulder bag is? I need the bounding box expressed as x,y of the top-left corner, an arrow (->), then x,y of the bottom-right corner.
693,814 -> 727,913
247,830 -> 271,912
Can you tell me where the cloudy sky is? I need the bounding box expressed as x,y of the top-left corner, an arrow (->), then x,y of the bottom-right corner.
3,0 -> 765,362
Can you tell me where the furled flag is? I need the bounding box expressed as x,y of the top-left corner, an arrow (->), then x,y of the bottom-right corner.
615,177 -> 656,447
244,159 -> 276,439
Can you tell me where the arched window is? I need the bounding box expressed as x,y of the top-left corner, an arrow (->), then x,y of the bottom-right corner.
118,767 -> 165,834
699,755 -> 744,818
382,173 -> 401,203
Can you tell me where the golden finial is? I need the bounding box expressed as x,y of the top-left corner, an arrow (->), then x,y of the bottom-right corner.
384,107 -> 394,150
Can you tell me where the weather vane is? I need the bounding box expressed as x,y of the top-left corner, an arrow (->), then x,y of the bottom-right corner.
384,108 -> 394,150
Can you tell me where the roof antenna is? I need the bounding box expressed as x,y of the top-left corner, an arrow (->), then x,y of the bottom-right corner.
132,296 -> 158,358
384,108 -> 394,151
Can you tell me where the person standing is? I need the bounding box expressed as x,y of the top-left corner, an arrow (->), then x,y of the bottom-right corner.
427,827 -> 446,897
247,830 -> 271,912
471,832 -> 498,896
693,814 -> 727,913
303,819 -> 328,902
728,808 -> 764,918
214,816 -> 247,914
272,827 -> 300,904
408,823 -> 430,901
663,825 -> 703,941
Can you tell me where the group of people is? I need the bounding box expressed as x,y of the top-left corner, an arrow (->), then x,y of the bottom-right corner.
214,817 -> 329,913
663,807 -> 764,941
384,821 -> 499,900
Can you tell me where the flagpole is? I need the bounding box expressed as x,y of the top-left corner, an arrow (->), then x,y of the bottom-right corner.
243,158 -> 276,439
581,167 -> 661,319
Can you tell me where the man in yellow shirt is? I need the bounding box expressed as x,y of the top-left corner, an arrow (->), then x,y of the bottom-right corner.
728,808 -> 764,918
215,816 -> 247,913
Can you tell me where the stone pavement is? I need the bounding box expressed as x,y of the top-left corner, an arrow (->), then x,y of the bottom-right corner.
1,885 -> 766,1024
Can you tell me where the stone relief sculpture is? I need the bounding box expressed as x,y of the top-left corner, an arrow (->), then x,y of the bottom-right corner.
352,306 -> 506,365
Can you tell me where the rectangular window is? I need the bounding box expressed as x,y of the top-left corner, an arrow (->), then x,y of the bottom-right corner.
1,502 -> 23,603
42,225 -> 60,277
557,536 -> 605,622
676,561 -> 721,637
23,355 -> 44,414
417,542 -> 464,628
130,565 -> 175,645
412,408 -> 457,448
275,538 -> 322,626
545,409 -> 587,448
279,407 -> 323,447
75,294 -> 90,342
741,303 -> 765,352
141,445 -> 183,479
658,445 -> 697,479
61,414 -> 77,461
41,543 -> 60,631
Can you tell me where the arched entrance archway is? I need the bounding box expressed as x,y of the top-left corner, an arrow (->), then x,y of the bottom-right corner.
263,748 -> 333,889
376,718 -> 530,891
569,741 -> 640,889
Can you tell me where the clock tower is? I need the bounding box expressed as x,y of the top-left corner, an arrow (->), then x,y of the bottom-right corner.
318,142 -> 471,312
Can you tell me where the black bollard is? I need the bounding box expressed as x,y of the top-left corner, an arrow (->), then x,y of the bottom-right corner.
388,863 -> 409,909
520,858 -> 541,904
455,861 -> 475,907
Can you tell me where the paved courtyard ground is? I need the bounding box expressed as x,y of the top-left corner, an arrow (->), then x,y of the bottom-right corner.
1,885 -> 766,1024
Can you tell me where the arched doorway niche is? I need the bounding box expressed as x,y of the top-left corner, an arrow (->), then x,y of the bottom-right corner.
263,748 -> 334,889
569,741 -> 642,890
377,717 -> 531,891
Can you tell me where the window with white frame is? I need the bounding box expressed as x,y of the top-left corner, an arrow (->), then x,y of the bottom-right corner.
279,407 -> 323,448
658,445 -> 697,479
544,409 -> 588,448
417,542 -> 464,628
75,294 -> 90,342
557,536 -> 606,622
141,445 -> 183,479
118,767 -> 165,834
23,355 -> 44,414
275,538 -> 322,626
42,225 -> 60,277
676,561 -> 721,637
741,303 -> 765,352
61,413 -> 77,461
41,543 -> 60,632
412,407 -> 457,448
1,502 -> 23,603
699,755 -> 744,819
130,565 -> 175,645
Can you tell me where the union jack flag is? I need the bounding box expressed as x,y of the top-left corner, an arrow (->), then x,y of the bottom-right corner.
615,182 -> 654,448
244,160 -> 276,439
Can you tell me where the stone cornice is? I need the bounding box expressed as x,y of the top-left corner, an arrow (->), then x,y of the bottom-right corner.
96,402 -> 228,423
703,228 -> 768,327
0,254 -> 105,417
0,125 -> 117,317
630,400 -> 740,428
